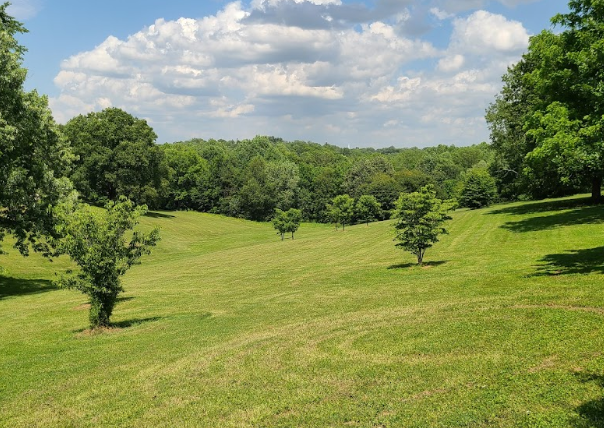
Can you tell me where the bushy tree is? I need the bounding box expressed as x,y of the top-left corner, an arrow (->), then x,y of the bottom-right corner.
356,195 -> 381,225
53,198 -> 160,328
459,168 -> 497,209
393,185 -> 453,265
62,108 -> 164,207
0,3 -> 73,257
327,195 -> 355,230
488,1 -> 604,201
272,208 -> 302,240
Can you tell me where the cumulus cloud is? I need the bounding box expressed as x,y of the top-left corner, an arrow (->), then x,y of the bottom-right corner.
50,0 -> 533,147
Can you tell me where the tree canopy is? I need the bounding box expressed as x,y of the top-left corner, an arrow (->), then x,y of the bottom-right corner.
488,0 -> 604,201
62,108 -> 164,207
0,3 -> 72,257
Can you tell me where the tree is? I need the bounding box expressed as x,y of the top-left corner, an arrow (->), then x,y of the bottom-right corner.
62,108 -> 164,206
327,195 -> 355,230
285,208 -> 302,239
489,1 -> 604,201
53,198 -> 160,328
272,208 -> 302,240
393,185 -> 453,265
459,168 -> 497,209
0,3 -> 73,257
356,195 -> 381,225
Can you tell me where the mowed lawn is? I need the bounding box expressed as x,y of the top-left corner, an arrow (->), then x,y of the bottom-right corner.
2,196 -> 604,427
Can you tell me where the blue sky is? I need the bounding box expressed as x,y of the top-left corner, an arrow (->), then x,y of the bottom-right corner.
9,0 -> 569,147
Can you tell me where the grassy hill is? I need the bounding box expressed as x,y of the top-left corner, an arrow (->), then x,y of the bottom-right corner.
2,196 -> 604,427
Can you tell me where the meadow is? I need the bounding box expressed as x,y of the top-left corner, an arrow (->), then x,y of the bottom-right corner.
2,195 -> 604,427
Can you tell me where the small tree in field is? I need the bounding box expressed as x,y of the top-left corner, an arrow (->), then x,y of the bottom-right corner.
54,198 -> 160,328
272,208 -> 302,240
327,195 -> 355,230
356,195 -> 381,225
285,208 -> 302,239
393,185 -> 453,265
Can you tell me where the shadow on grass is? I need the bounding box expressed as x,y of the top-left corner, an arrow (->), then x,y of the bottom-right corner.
145,211 -> 175,219
72,316 -> 162,334
490,197 -> 593,216
533,247 -> 604,276
388,261 -> 447,270
499,205 -> 604,233
111,316 -> 162,328
573,373 -> 604,428
0,276 -> 58,300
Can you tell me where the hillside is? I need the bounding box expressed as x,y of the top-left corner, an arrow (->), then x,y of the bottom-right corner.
2,196 -> 604,427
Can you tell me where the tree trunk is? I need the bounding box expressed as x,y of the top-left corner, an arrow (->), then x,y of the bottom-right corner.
89,291 -> 117,328
281,233 -> 284,241
592,175 -> 602,202
291,232 -> 294,240
417,249 -> 424,266
342,223 -> 345,231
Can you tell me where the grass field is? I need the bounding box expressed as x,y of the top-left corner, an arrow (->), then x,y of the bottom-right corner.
2,195 -> 604,427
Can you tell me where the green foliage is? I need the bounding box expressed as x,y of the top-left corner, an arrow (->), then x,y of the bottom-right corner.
62,108 -> 164,207
489,1 -> 604,201
393,185 -> 453,265
327,194 -> 355,230
355,195 -> 381,225
272,208 -> 303,240
0,4 -> 73,257
53,198 -> 160,328
459,168 -> 498,209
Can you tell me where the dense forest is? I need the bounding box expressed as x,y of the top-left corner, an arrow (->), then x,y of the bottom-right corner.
60,108 -> 498,223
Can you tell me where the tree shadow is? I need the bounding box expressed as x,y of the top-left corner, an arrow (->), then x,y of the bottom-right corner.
145,211 -> 175,219
500,205 -> 604,233
0,276 -> 58,300
72,316 -> 163,334
111,316 -> 162,328
533,247 -> 604,276
388,261 -> 447,270
489,197 -> 593,216
572,373 -> 604,428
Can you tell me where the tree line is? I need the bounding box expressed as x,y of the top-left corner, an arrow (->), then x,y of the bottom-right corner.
60,107 -> 497,224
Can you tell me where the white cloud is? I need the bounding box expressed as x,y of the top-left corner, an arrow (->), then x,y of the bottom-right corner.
49,0 -> 533,147
6,0 -> 43,20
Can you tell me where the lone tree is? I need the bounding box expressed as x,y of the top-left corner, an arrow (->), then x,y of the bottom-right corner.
0,3 -> 72,258
327,194 -> 355,230
53,198 -> 160,328
393,185 -> 453,265
356,194 -> 381,225
272,208 -> 302,240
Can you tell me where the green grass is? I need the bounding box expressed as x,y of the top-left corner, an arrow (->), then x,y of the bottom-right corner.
2,195 -> 604,427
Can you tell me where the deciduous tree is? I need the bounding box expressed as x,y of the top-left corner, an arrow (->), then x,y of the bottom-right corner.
356,195 -> 381,225
53,198 -> 160,328
0,3 -> 72,257
327,195 -> 355,231
393,185 -> 453,265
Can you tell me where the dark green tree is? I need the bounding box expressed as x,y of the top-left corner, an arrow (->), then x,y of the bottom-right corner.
459,168 -> 497,209
53,198 -> 160,328
393,186 -> 453,265
489,1 -> 604,201
0,3 -> 73,257
62,108 -> 164,206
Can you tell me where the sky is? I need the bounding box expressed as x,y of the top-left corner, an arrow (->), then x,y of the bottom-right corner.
9,0 -> 570,148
